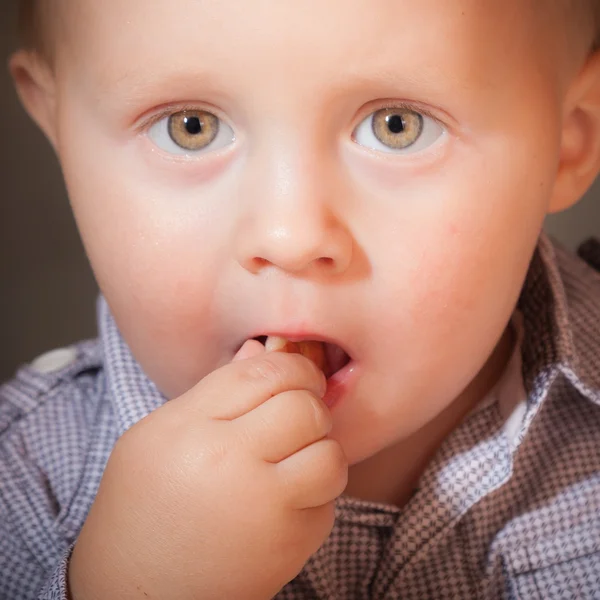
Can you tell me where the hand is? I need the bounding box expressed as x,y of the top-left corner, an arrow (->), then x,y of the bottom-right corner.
68,340 -> 348,600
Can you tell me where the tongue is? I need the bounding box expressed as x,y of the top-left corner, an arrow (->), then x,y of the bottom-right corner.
324,343 -> 350,375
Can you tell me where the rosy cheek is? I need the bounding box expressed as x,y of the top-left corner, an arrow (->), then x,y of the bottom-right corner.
447,222 -> 461,237
410,235 -> 484,323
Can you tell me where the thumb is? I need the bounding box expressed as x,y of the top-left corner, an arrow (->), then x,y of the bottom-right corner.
232,338 -> 266,362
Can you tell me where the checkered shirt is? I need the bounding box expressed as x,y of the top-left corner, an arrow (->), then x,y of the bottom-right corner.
1,232 -> 599,600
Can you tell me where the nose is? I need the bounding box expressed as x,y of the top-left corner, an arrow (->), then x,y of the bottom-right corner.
235,154 -> 354,276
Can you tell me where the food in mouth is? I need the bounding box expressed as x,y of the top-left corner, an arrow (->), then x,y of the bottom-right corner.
259,336 -> 350,379
265,336 -> 327,371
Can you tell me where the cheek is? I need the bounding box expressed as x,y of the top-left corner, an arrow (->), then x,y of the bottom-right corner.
58,109 -> 236,394
402,211 -> 529,338
58,104 -> 226,311
65,164 -> 221,315
369,141 -> 552,379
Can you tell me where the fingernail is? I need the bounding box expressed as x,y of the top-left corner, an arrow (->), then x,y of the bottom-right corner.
232,339 -> 266,362
233,340 -> 252,362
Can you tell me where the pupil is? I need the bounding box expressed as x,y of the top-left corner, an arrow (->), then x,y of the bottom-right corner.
184,116 -> 202,135
387,114 -> 405,134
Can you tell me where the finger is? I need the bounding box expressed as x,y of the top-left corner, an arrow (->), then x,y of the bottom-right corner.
232,389 -> 332,463
232,339 -> 266,362
186,351 -> 327,421
274,439 -> 348,509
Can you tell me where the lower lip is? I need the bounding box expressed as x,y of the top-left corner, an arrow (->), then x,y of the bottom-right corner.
324,360 -> 359,409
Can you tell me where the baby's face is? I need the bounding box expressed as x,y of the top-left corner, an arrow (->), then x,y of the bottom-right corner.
51,0 -> 569,464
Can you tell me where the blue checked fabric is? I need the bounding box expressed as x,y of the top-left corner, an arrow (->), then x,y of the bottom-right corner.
1,232 -> 599,600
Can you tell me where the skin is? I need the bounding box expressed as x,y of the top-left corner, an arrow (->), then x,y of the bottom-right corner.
9,0 -> 600,597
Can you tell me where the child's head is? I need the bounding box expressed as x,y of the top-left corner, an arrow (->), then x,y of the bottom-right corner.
9,0 -> 600,465
15,0 -> 600,69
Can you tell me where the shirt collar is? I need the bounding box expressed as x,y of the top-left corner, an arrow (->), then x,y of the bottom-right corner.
98,296 -> 166,438
518,232 -> 600,407
99,231 -> 600,440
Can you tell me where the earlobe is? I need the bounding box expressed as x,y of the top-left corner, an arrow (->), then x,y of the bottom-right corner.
8,50 -> 59,151
548,50 -> 600,214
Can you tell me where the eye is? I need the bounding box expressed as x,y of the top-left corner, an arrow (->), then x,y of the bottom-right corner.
353,107 -> 444,154
148,109 -> 235,156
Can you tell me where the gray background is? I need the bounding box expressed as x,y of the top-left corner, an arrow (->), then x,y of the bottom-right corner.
1,2 -> 599,381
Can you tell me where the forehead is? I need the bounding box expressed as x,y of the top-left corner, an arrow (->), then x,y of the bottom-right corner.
56,0 -> 557,114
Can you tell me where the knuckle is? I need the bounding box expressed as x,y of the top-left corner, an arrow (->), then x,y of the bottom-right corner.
301,354 -> 328,392
312,503 -> 336,544
196,435 -> 232,471
284,352 -> 327,393
321,440 -> 348,489
240,355 -> 287,390
304,393 -> 333,436
322,502 -> 336,531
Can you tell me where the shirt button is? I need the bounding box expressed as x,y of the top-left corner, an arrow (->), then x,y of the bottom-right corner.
31,347 -> 78,374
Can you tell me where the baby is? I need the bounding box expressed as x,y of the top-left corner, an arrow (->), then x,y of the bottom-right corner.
3,0 -> 600,598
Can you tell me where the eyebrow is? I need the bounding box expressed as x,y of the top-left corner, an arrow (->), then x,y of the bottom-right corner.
98,65 -> 222,106
93,44 -> 491,127
101,63 -> 469,109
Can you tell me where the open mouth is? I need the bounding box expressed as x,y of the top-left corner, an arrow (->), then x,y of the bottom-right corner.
253,336 -> 351,379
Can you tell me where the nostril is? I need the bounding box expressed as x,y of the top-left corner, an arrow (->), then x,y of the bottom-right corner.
319,257 -> 335,267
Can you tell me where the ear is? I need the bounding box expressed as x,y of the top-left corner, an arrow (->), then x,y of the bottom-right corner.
548,50 -> 600,214
8,50 -> 59,151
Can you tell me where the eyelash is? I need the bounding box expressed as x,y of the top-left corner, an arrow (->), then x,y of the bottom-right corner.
138,102 -> 228,133
352,100 -> 442,132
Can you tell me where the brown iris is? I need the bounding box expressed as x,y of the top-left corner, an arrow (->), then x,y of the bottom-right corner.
168,110 -> 219,151
372,108 -> 423,150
